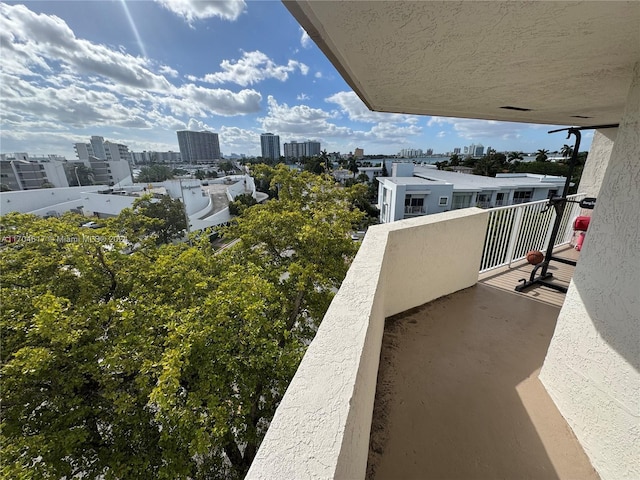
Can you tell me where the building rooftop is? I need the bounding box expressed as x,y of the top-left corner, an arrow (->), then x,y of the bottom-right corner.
419,168 -> 565,189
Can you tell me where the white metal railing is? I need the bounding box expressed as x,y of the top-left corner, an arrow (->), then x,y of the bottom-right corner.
404,205 -> 426,215
479,193 -> 586,273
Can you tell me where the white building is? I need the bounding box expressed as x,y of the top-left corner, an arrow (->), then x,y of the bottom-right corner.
74,136 -> 131,164
1,153 -> 72,190
377,163 -> 567,223
283,140 -> 321,160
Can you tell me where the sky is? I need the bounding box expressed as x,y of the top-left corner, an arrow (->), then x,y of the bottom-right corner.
0,0 -> 593,159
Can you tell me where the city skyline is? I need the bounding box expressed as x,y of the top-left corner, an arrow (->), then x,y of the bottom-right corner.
1,1 -> 594,160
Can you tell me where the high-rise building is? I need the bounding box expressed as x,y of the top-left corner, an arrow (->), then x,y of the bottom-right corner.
260,133 -> 281,160
354,148 -> 364,159
74,136 -> 131,164
177,130 -> 221,163
283,140 -> 321,160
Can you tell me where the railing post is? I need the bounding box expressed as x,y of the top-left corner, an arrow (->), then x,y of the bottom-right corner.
505,206 -> 524,268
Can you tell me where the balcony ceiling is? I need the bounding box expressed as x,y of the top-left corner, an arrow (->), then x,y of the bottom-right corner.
285,1 -> 640,126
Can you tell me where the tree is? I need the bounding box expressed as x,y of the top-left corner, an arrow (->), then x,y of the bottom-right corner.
119,194 -> 188,244
218,161 -> 235,175
535,149 -> 550,162
507,151 -> 524,163
560,144 -> 574,161
1,166 -> 365,480
473,155 -> 499,177
228,193 -> 257,215
137,165 -> 174,183
449,153 -> 461,166
347,156 -> 359,177
68,164 -> 95,186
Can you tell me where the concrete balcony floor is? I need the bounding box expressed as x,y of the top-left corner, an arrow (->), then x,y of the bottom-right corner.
366,280 -> 598,480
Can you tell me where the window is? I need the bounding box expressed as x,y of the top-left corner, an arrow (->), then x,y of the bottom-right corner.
548,189 -> 558,199
476,193 -> 491,207
513,190 -> 533,204
496,192 -> 505,206
404,195 -> 425,214
439,196 -> 448,206
452,193 -> 472,209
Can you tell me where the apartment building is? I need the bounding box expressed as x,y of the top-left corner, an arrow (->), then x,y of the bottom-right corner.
177,130 -> 221,163
283,140 -> 321,160
377,163 -> 567,223
260,133 -> 281,160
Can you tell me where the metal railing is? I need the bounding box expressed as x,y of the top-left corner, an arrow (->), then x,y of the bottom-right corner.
479,193 -> 586,273
404,205 -> 426,215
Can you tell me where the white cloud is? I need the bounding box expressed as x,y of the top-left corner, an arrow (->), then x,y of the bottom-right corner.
159,65 -> 179,77
325,91 -> 419,124
0,3 -> 172,91
259,96 -> 350,139
187,118 -> 215,131
300,27 -> 312,48
428,116 -> 525,141
258,96 -> 423,149
219,125 -> 260,152
154,0 -> 246,24
201,50 -> 308,87
297,93 -> 310,101
0,0 -> 263,148
314,71 -> 322,79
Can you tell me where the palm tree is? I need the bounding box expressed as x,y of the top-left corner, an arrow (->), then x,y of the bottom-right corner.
507,151 -> 524,163
535,149 -> 550,162
560,144 -> 574,161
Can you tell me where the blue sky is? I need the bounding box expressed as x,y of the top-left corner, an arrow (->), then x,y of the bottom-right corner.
0,0 -> 592,159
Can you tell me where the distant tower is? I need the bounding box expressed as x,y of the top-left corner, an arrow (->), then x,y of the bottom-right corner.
177,130 -> 221,163
260,133 -> 281,160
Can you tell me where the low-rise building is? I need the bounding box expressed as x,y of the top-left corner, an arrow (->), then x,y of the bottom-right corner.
377,163 -> 566,223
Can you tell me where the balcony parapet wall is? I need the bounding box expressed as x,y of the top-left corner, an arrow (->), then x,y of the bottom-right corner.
246,208 -> 488,479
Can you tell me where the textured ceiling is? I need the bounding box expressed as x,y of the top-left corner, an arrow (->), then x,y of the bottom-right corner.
286,1 -> 640,126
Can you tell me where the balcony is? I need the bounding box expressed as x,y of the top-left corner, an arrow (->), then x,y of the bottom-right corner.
246,200 -> 595,479
403,205 -> 426,215
367,282 -> 595,479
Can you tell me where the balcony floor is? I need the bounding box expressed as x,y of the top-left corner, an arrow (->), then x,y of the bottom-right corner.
367,282 -> 598,480
479,245 -> 580,308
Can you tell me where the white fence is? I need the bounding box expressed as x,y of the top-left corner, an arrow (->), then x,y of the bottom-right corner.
479,193 -> 586,273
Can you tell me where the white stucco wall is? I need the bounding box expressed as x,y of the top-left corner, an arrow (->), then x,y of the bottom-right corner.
578,128 -> 618,198
540,64 -> 640,480
246,208 -> 488,479
0,186 -> 106,215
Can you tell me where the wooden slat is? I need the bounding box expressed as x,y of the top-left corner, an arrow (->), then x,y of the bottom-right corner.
479,245 -> 580,308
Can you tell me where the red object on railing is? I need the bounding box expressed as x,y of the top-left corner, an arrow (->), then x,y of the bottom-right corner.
573,216 -> 591,232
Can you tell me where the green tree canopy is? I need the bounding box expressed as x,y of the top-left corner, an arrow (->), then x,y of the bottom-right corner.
1,166 -> 365,479
118,194 -> 188,245
136,165 -> 174,183
228,192 -> 258,216
535,149 -> 550,162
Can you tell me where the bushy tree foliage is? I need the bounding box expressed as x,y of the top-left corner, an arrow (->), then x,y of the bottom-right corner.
1,166 -> 364,479
136,165 -> 174,183
228,193 -> 257,216
118,194 -> 188,245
